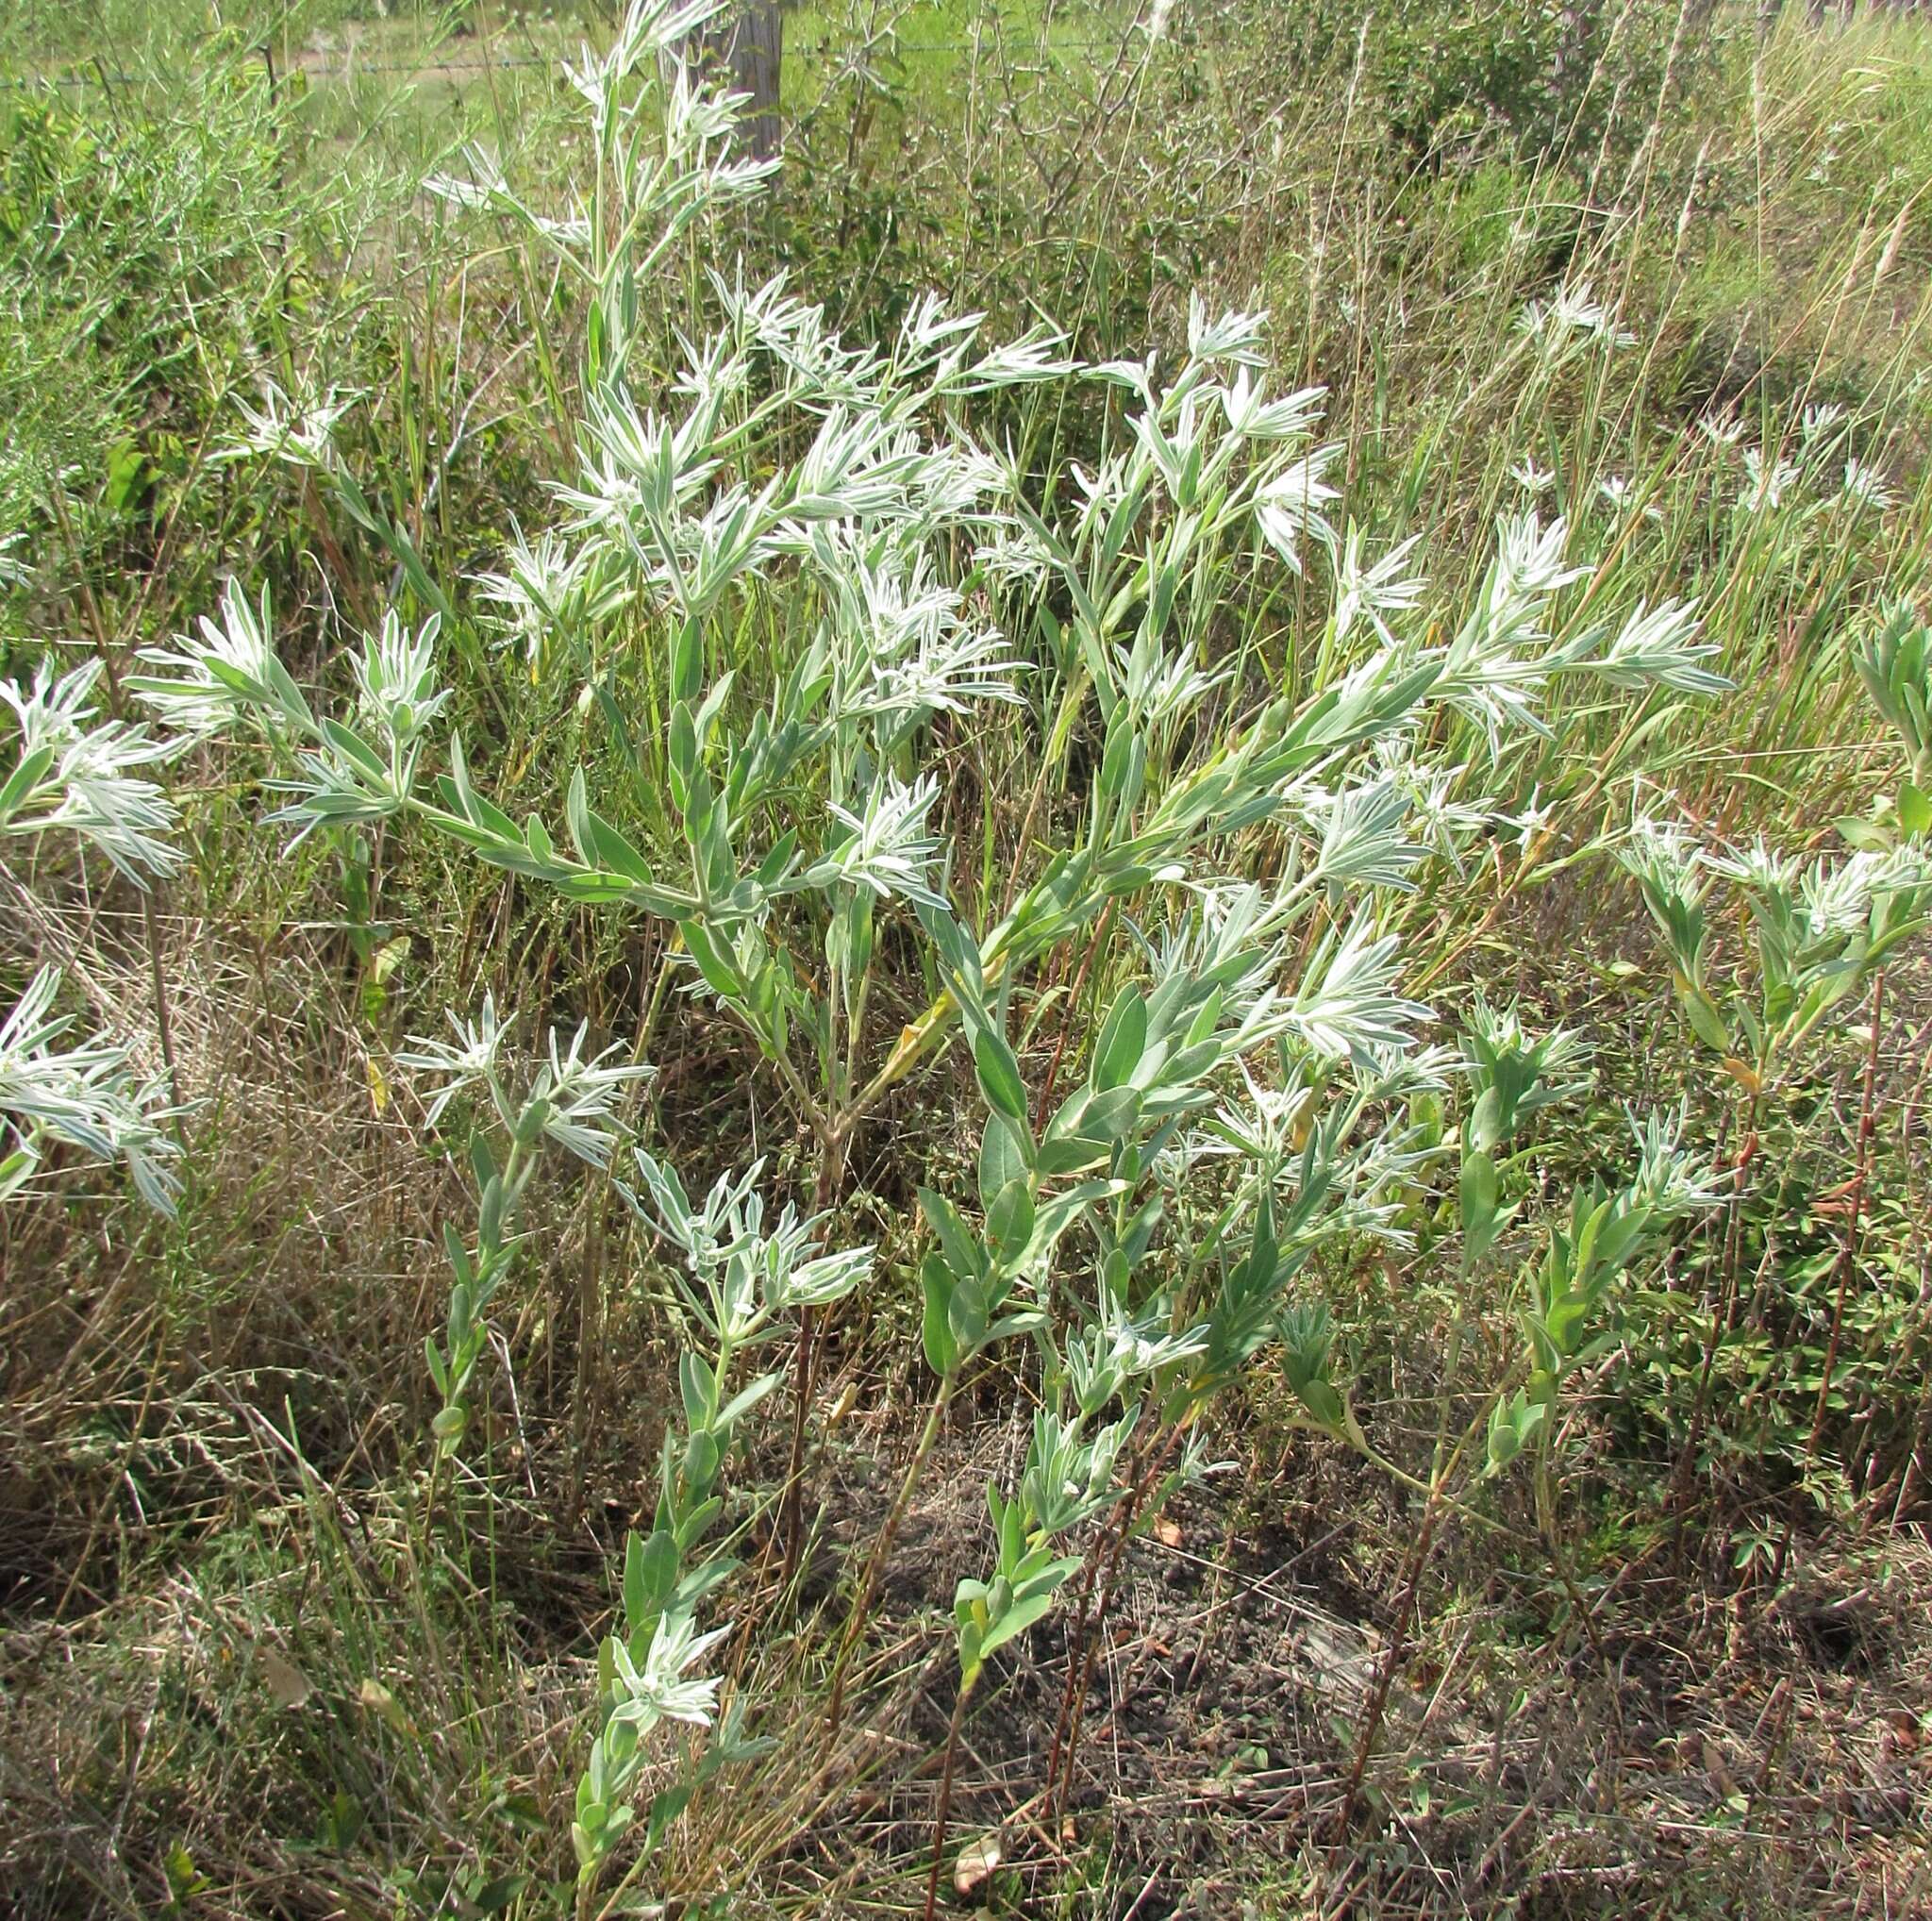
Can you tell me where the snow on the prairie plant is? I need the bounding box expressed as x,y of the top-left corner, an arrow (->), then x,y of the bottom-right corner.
1625,1104 -> 1722,1217
135,577 -> 311,741
219,377 -> 356,472
1495,511 -> 1588,602
1218,368 -> 1328,441
473,525 -> 631,671
1515,279 -> 1635,350
125,18 -> 1817,1897
1618,812 -> 1710,904
841,563 -> 1024,721
1741,446 -> 1801,510
1115,633 -> 1227,728
1592,599 -> 1727,695
1301,778 -> 1427,893
1796,844 -> 1930,943
423,141 -> 511,211
354,610 -> 450,755
1286,916 -> 1429,1061
625,1148 -> 872,1340
398,994 -> 509,1123
1433,513 -> 1588,744
1186,294 -> 1270,368
1370,736 -> 1496,870
1801,402 -> 1847,446
941,324 -> 1075,394
533,1025 -> 658,1167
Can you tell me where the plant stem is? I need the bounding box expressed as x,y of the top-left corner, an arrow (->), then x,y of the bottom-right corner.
1048,1414 -> 1189,1821
1330,1401 -> 1488,1846
924,1679 -> 971,1921
1774,969 -> 1885,1585
1672,1092 -> 1759,1560
778,1121 -> 849,1592
826,1369 -> 955,1731
569,1176 -> 607,1529
1033,900 -> 1114,1131
1534,1433 -> 1611,1668
1331,1479 -> 1443,1846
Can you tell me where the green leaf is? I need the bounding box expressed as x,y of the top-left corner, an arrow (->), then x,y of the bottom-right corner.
1092,987 -> 1147,1092
921,1251 -> 959,1378
1836,814 -> 1892,853
1035,1134 -> 1110,1177
985,1179 -> 1037,1264
1899,781 -> 1930,840
681,920 -> 747,999
714,1371 -> 779,1434
977,1587 -> 1066,1661
672,617 -> 704,705
0,743 -> 55,821
682,1428 -> 721,1496
1459,1147 -> 1499,1266
625,1529 -> 680,1629
668,701 -> 698,808
1468,1083 -> 1506,1155
974,1029 -> 1029,1123
1292,1375 -> 1346,1430
1678,982 -> 1731,1053
319,717 -> 389,783
977,1113 -> 1030,1209
679,1349 -> 714,1430
918,1187 -> 985,1284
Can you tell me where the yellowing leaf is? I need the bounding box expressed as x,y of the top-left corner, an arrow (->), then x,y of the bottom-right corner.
258,1646 -> 313,1710
953,1829 -> 1003,1897
358,1678 -> 414,1737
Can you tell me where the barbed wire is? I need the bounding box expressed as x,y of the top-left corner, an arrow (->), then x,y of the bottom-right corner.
0,29 -> 1130,92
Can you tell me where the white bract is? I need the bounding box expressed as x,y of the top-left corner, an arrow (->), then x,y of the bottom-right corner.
218,377 -> 357,472
0,968 -> 181,1212
2,660 -> 180,883
1515,279 -> 1635,351
1332,524 -> 1425,647
136,578 -> 313,740
1741,446 -> 1801,510
808,773 -> 946,908
1254,443 -> 1342,573
1841,458 -> 1896,512
626,1149 -> 873,1343
608,1611 -> 732,1734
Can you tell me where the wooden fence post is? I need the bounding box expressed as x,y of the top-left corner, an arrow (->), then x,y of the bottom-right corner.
682,1 -> 782,160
